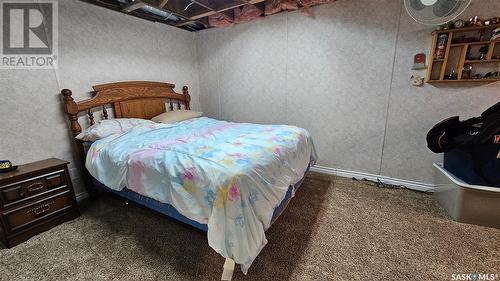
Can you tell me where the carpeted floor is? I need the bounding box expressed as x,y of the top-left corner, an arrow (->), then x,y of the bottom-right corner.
1,173 -> 499,281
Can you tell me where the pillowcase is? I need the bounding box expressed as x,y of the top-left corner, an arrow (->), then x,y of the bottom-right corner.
151,110 -> 203,124
76,118 -> 155,141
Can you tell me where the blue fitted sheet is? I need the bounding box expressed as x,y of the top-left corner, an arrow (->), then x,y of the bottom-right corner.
92,164 -> 309,232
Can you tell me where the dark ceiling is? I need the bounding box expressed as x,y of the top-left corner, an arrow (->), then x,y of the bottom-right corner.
81,0 -> 328,31
82,0 -> 268,31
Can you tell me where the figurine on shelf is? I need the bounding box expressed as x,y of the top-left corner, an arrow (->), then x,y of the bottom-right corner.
484,72 -> 500,79
444,68 -> 458,80
489,17 -> 500,25
491,27 -> 500,41
440,22 -> 453,30
482,17 -> 499,26
453,19 -> 465,29
462,64 -> 473,80
435,34 -> 448,59
478,46 -> 489,60
410,74 -> 424,87
469,16 -> 483,26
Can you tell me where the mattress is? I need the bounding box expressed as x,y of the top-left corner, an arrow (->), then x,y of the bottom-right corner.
92,163 -> 310,232
85,117 -> 316,273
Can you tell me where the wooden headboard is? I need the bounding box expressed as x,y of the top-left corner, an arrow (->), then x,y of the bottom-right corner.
61,81 -> 190,138
60,81 -> 190,196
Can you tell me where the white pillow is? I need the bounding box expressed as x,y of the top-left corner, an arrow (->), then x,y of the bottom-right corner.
151,110 -> 203,124
76,118 -> 155,141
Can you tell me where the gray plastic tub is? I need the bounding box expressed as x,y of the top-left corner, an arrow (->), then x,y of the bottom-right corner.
434,163 -> 500,229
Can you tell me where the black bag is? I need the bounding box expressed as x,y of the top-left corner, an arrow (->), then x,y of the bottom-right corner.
427,101 -> 500,187
427,101 -> 500,153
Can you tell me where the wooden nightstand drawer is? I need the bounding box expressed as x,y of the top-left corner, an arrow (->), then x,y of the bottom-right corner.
2,190 -> 73,234
0,169 -> 67,207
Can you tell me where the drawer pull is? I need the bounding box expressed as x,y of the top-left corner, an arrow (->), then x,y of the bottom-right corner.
27,182 -> 45,192
18,182 -> 46,198
34,204 -> 50,215
27,201 -> 55,216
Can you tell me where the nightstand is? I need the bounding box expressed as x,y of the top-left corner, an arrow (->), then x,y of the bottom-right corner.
0,158 -> 80,248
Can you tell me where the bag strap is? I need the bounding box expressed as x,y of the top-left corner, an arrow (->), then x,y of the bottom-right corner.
472,112 -> 500,145
481,101 -> 500,118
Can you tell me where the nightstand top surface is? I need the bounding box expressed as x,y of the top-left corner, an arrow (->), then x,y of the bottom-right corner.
0,158 -> 69,183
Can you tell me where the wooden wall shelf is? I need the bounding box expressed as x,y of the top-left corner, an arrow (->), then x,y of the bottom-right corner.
432,24 -> 500,34
426,23 -> 500,84
464,59 -> 500,63
450,41 -> 493,47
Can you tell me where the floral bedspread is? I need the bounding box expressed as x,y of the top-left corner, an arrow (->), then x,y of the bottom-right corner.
86,117 -> 316,273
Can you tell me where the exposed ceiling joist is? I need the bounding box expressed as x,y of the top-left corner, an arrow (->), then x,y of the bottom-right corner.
83,0 -> 325,32
219,9 -> 234,21
175,20 -> 195,27
190,0 -> 215,11
216,2 -> 247,12
248,0 -> 266,4
158,0 -> 199,18
175,16 -> 209,27
158,0 -> 169,8
180,0 -> 267,21
189,10 -> 216,20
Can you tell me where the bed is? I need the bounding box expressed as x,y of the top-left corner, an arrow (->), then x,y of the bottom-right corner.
61,81 -> 316,278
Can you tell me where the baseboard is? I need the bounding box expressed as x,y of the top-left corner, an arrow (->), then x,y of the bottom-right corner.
310,165 -> 435,193
71,177 -> 89,203
75,191 -> 89,203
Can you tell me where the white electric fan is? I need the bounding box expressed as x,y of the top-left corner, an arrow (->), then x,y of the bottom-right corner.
404,0 -> 473,25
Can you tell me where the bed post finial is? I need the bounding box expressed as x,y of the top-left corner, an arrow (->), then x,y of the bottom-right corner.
61,89 -> 82,137
182,86 -> 191,110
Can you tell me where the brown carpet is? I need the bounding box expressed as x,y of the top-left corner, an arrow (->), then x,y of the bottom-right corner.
1,173 -> 499,281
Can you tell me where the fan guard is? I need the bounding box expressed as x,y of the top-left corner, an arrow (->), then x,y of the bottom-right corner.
404,0 -> 472,25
